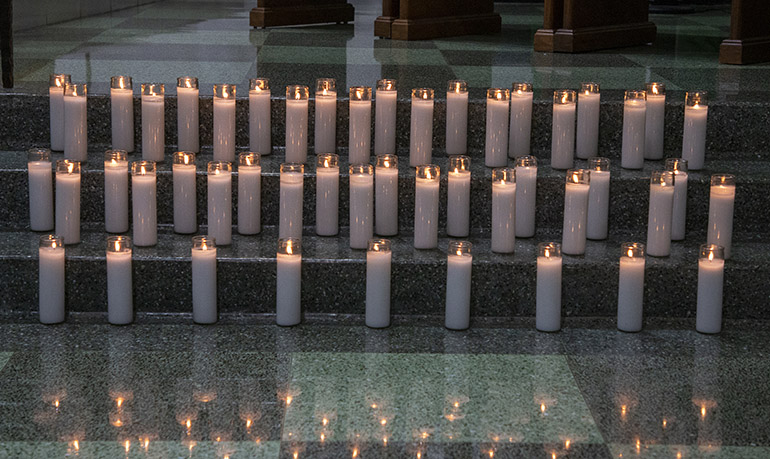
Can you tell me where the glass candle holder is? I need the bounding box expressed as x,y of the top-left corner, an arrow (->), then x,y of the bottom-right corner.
412,88 -> 434,101
57,159 -> 81,175
711,173 -> 735,188
368,238 -> 391,253
697,243 -> 725,333
278,237 -> 301,256
651,170 -> 675,187
551,90 -> 577,169
214,84 -> 236,99
539,242 -> 561,259
375,154 -> 398,236
173,151 -> 195,165
700,243 -> 724,261
49,74 -> 72,152
317,153 -> 338,169
707,174 -> 736,258
176,77 -> 199,153
416,164 -> 440,181
491,167 -> 516,252
567,168 -> 590,186
281,162 -> 305,175
177,77 -> 198,90
349,163 -> 375,248
589,156 -> 610,171
240,152 -> 260,167
350,163 -> 373,175
665,158 -> 688,241
446,239 -> 473,329
617,241 -> 646,332
207,161 -> 232,175
111,76 -> 132,90
250,78 -> 269,92
49,73 -> 71,89
586,157 -> 610,240
29,147 -> 51,163
512,82 -> 532,95
665,158 -> 687,173
193,235 -> 216,250
536,241 -> 562,331
64,83 -> 87,98
449,240 -> 472,257
448,80 -> 467,94
487,88 -> 510,101
516,155 -> 537,168
414,164 -> 440,249
686,91 -> 708,108
625,89 -> 646,103
107,235 -> 131,253
581,82 -> 600,95
377,79 -> 396,92
131,160 -> 156,176
287,85 -> 309,100
575,82 -> 601,160
553,89 -> 576,105
646,82 -> 665,97
376,154 -> 397,169
492,167 -> 515,184
40,234 -> 63,249
141,83 -> 164,97
350,86 -> 372,101
622,242 -> 645,259
316,78 -> 336,96
449,155 -> 469,173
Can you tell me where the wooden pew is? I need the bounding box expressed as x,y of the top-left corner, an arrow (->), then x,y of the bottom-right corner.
375,0 -> 501,40
250,0 -> 354,29
720,0 -> 770,64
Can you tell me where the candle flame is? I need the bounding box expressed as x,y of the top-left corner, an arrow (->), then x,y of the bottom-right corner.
383,437 -> 388,445
295,90 -> 301,100
652,85 -> 659,95
571,172 -> 579,183
323,158 -> 330,168
422,92 -> 428,100
517,89 -> 522,95
701,404 -> 707,418
380,418 -> 387,425
708,251 -> 714,262
54,398 -> 60,407
246,156 -> 252,166
124,440 -> 130,453
352,448 -> 358,458
119,78 -> 125,90
693,103 -> 700,109
52,241 -> 58,249
662,419 -> 667,428
186,419 -> 191,430
143,438 -> 149,450
246,419 -> 252,429
55,78 -> 63,88
540,403 -> 546,413
322,417 -> 328,426
565,439 -> 571,449
201,241 -> 208,250
186,79 -> 192,89
141,164 -> 147,175
561,92 -> 568,104
627,248 -> 634,258
286,242 -> 293,255
621,405 -> 627,418
114,241 -> 121,252
184,154 -> 191,165
320,433 -> 325,442
543,250 -> 550,259
356,89 -> 363,99
116,397 -> 124,408
73,440 -> 79,451
286,395 -> 293,405
496,91 -> 502,101
489,451 -> 494,458
67,162 -> 75,174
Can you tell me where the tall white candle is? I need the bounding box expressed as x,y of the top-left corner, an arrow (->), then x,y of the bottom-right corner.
561,169 -> 590,255
666,158 -> 688,241
315,153 -> 339,236
707,174 -> 736,259
514,155 -> 537,238
576,82 -> 600,159
28,148 -> 54,231
366,238 -> 392,328
414,164 -> 440,249
249,78 -> 271,155
617,242 -> 646,332
536,242 -> 562,332
349,86 -> 373,164
172,151 -> 197,234
410,88 -> 434,167
104,150 -> 129,234
586,157 -> 610,240
177,77 -> 200,153
551,90 -> 576,170
491,167 -> 516,253
447,155 -> 471,238
485,88 -> 510,167
213,84 -> 236,162
646,171 -> 675,257
286,85 -> 309,163
314,78 -> 337,154
207,161 -> 233,246
279,162 -> 304,240
49,74 -> 71,151
445,241 -> 472,330
375,154 -> 398,236
682,91 -> 708,170
350,164 -> 374,250
64,83 -> 87,162
621,90 -> 647,170
238,152 -> 262,235
508,83 -> 533,158
644,83 -> 666,160
374,79 -> 397,156
276,238 -> 302,326
696,244 -> 725,334
107,236 -> 133,325
141,83 -> 165,162
55,160 -> 81,245
39,235 -> 65,324
446,80 -> 468,156
110,76 -> 134,153
192,235 -> 217,324
131,161 -> 157,247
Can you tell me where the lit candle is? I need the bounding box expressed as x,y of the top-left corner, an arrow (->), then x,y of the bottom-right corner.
646,171 -> 675,257
349,86 -> 372,164
366,238 -> 392,328
192,235 -> 217,324
207,161 -> 233,246
131,161 -> 157,247
177,77 -> 199,153
446,155 -> 471,238
110,76 -> 134,153
491,167 -> 516,254
621,90 -> 647,170
213,84 -> 236,162
414,164 -> 440,249
315,153 -> 339,236
107,236 -> 133,325
39,234 -> 65,324
55,160 -> 81,245
172,151 -> 197,234
485,88 -> 510,167
576,82 -> 600,160
514,155 -> 537,238
238,152 -> 262,235
49,73 -> 71,151
64,83 -> 87,162
375,154 -> 398,236
446,80 -> 468,156
350,163 -> 374,249
551,90 -> 576,170
682,91 -> 708,170
508,82 -> 533,158
286,85 -> 309,163
665,158 -> 688,241
561,169 -> 590,255
141,83 -> 165,162
536,242 -> 562,332
104,150 -> 129,234
374,79 -> 397,156
617,242 -> 646,332
279,162 -> 304,240
644,82 -> 666,160
707,174 -> 735,259
696,244 -> 725,334
28,148 -> 54,231
249,78 -> 271,155
410,88 -> 434,167
586,157 -> 610,240
276,238 -> 302,326
445,240 -> 472,330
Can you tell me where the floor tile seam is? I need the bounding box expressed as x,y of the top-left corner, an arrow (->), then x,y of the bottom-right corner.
562,353 -> 611,447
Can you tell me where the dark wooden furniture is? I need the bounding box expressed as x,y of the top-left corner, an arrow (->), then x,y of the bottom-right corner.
250,0 -> 354,29
375,0 -> 501,41
719,0 -> 770,64
1,0 -> 12,88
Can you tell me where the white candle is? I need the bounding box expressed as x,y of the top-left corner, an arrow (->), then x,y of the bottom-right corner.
447,155 -> 471,238
508,83 -> 533,158
586,157 -> 610,240
55,160 -> 81,245
491,167 -> 516,253
617,242 -> 646,332
575,83 -> 601,159
366,239 -> 392,328
177,77 -> 200,153
707,174 -> 736,259
276,238 -> 302,326
536,242 -> 562,332
696,244 -> 725,334
666,158 -> 688,241
192,236 -> 217,324
414,164 -> 440,249
485,88 -> 510,167
238,152 -> 262,235
107,236 -> 133,325
410,88 -> 434,167
446,80 -> 468,156
64,83 -> 87,162
445,241 -> 472,330
374,79 -> 397,156
110,76 -> 134,153
621,90 -> 647,170
514,155 -> 537,238
350,163 -> 374,250
28,148 -> 54,231
315,153 -> 339,236
172,151 -> 197,234
141,83 -> 165,162
349,86 -> 372,164
646,171 -> 675,257
39,235 -> 65,324
682,91 -> 708,170
131,161 -> 157,247
286,85 -> 309,163
551,90 -> 576,170
49,73 -> 70,151
279,162 -> 304,240
314,78 -> 337,154
644,83 -> 666,160
249,78 -> 271,155
213,84 -> 236,162
207,161 -> 233,246
561,169 -> 590,255
375,154 -> 398,236
104,150 -> 129,234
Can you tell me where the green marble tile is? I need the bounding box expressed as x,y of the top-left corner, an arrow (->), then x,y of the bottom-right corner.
88,29 -> 261,47
451,65 -> 534,89
12,41 -> 82,59
434,39 -> 531,52
55,17 -> 127,29
282,353 -> 603,445
0,352 -> 11,373
0,440 -> 280,458
608,443 -> 770,458
502,14 -> 545,26
258,46 -> 447,66
135,7 -> 248,20
530,66 -> 681,91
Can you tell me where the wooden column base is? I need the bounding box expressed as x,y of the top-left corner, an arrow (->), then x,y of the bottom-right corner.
720,37 -> 770,64
384,12 -> 501,40
250,3 -> 354,28
374,16 -> 396,38
535,22 -> 656,53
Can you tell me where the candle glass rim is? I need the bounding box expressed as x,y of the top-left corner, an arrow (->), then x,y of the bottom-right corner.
367,238 -> 392,253
553,89 -> 576,104
207,161 -> 233,174
316,153 -> 339,168
192,235 -> 217,250
588,157 -> 610,171
447,79 -> 468,93
620,242 -> 645,259
349,163 -> 374,175
64,83 -> 87,97
375,154 -> 398,168
492,167 -> 516,184
131,160 -> 157,175
213,84 -> 236,99
238,152 -> 261,167
315,78 -> 337,93
650,170 -> 675,186
699,243 -> 725,260
448,155 -> 470,172
511,82 -> 533,93
349,86 -> 372,101
39,234 -> 63,249
710,174 -> 735,187
49,73 -> 71,87
177,76 -> 199,89
645,82 -> 666,95
411,88 -> 434,100
538,241 -> 562,258
376,79 -> 397,91
286,85 -> 309,100
486,88 -> 510,101
686,91 -> 708,107
514,155 -> 538,168
110,76 -> 133,90
28,147 -> 51,162
105,149 -> 128,163
277,237 -> 302,255
141,83 -> 165,96
624,89 -> 647,101
566,168 -> 590,185
448,240 -> 472,256
580,82 -> 600,94
106,235 -> 132,253
56,159 -> 81,174
280,162 -> 305,174
665,158 -> 688,173
173,151 -> 196,165
415,164 -> 440,180
249,77 -> 269,91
